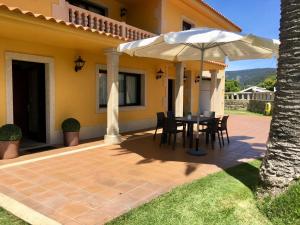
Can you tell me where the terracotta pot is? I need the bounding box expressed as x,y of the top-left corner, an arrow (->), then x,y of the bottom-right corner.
0,140 -> 20,159
63,132 -> 79,147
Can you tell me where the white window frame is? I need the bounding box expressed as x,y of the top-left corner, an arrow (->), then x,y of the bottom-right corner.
181,16 -> 196,30
95,64 -> 147,113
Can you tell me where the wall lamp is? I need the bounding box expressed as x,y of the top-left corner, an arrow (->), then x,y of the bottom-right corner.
156,68 -> 164,80
120,7 -> 127,17
195,75 -> 200,83
74,56 -> 85,72
183,67 -> 188,82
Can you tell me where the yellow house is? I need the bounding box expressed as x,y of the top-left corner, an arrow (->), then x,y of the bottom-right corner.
0,0 -> 241,146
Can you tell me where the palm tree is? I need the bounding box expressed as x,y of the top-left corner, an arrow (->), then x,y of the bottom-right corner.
259,0 -> 300,195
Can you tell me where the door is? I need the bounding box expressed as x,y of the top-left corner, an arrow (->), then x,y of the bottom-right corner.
12,60 -> 46,143
199,79 -> 211,113
168,79 -> 174,112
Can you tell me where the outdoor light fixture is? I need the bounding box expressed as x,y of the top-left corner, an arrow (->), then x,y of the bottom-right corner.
184,68 -> 188,81
156,68 -> 164,80
74,56 -> 85,72
120,7 -> 127,17
195,75 -> 200,83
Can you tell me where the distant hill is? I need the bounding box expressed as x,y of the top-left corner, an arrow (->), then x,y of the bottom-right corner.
226,68 -> 277,87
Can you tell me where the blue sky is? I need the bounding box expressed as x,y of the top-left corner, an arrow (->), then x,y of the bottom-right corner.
205,0 -> 280,71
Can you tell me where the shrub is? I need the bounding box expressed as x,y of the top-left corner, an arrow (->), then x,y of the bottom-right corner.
0,124 -> 22,141
61,118 -> 81,132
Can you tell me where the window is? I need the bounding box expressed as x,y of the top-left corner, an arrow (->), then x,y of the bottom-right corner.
182,21 -> 193,31
98,70 -> 142,107
67,0 -> 108,16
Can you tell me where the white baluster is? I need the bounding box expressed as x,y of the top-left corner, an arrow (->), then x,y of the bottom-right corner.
69,8 -> 73,23
92,17 -> 97,29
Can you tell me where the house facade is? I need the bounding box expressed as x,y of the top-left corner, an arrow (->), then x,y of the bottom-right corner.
0,0 -> 241,146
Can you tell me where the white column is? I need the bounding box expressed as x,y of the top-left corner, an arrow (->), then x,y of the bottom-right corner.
175,62 -> 184,117
210,70 -> 218,112
104,48 -> 121,144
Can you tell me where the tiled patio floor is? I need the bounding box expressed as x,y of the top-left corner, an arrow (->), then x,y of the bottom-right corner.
0,115 -> 270,225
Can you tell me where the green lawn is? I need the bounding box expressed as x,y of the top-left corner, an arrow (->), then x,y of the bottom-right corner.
0,161 -> 299,225
108,160 -> 300,225
0,208 -> 27,225
225,109 -> 266,116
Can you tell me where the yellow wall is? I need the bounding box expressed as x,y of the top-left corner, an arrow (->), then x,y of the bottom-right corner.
1,0 -> 239,35
125,0 -> 161,34
89,0 -> 122,21
0,35 -> 223,131
0,1 -> 228,142
0,0 -> 59,16
162,0 -> 239,33
0,44 -> 5,125
0,36 -> 168,130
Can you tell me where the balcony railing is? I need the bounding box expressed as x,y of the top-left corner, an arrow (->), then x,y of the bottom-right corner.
67,3 -> 156,41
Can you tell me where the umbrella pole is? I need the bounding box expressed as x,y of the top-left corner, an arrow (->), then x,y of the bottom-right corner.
187,46 -> 207,156
198,46 -> 205,115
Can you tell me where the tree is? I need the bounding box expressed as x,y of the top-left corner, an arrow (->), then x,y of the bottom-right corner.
259,0 -> 300,195
258,74 -> 277,91
225,79 -> 241,92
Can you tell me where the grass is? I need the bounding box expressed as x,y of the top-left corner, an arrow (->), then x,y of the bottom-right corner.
225,109 -> 266,116
0,208 -> 27,225
0,160 -> 299,225
259,182 -> 300,225
108,160 -> 300,225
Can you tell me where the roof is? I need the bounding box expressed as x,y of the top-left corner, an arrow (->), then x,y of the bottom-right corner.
199,1 -> 242,32
0,4 -> 127,41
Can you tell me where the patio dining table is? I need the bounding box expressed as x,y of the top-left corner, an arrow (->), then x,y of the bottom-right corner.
176,116 -> 213,149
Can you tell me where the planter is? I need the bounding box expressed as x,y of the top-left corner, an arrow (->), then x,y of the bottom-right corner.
63,132 -> 79,147
0,140 -> 20,159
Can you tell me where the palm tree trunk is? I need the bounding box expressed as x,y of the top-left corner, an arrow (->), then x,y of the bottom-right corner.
259,0 -> 300,195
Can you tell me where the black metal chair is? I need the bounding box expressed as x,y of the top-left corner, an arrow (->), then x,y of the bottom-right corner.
153,112 -> 166,140
199,117 -> 222,149
203,111 -> 215,118
167,111 -> 175,118
218,115 -> 230,145
160,117 -> 185,150
200,111 -> 216,127
167,110 -> 186,132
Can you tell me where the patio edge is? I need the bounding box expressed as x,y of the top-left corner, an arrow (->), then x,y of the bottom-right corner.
0,192 -> 61,225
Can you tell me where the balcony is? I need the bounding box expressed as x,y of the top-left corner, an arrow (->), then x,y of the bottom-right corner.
53,2 -> 156,41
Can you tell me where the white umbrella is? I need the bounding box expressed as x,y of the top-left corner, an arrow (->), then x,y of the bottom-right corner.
118,28 -> 279,113
118,28 -> 279,155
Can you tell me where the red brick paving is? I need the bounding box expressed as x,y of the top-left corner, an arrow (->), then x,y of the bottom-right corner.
0,115 -> 271,225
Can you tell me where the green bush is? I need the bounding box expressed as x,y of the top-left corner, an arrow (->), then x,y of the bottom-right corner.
0,124 -> 22,141
61,118 -> 81,132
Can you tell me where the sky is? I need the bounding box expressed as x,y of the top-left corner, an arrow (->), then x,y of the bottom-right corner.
205,0 -> 280,71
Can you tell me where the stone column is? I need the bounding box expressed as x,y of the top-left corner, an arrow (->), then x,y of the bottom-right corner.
175,62 -> 184,117
104,48 -> 121,144
210,70 -> 218,112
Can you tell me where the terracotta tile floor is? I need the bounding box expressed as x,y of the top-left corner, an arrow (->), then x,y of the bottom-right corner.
0,115 -> 270,225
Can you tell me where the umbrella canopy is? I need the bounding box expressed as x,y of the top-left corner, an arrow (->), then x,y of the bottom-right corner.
118,28 -> 279,115
118,28 -> 279,62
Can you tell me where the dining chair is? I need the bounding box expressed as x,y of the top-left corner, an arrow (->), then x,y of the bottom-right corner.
153,112 -> 166,140
167,111 -> 175,118
199,117 -> 222,149
203,111 -> 215,118
160,117 -> 185,150
167,111 -> 186,133
218,115 -> 230,145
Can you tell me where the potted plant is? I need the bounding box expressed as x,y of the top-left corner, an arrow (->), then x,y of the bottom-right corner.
61,118 -> 81,147
0,124 -> 22,159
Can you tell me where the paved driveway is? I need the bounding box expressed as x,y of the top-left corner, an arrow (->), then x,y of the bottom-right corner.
0,115 -> 270,225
